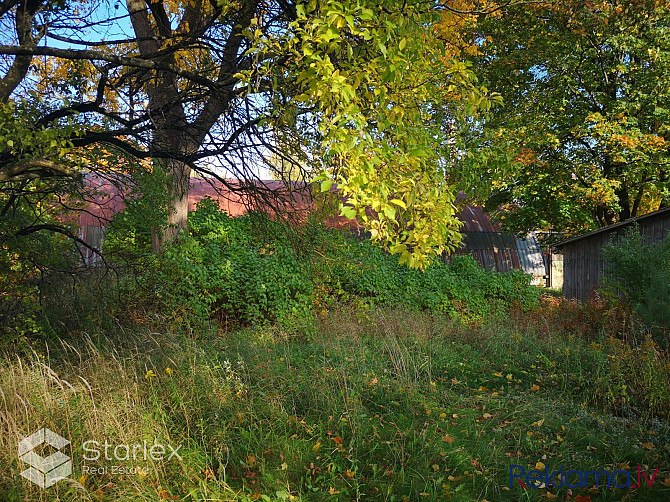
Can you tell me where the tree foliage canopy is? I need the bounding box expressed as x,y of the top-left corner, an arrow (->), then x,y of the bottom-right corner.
0,0 -> 505,267
465,0 -> 670,234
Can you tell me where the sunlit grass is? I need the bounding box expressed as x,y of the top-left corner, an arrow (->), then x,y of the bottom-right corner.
0,308 -> 668,501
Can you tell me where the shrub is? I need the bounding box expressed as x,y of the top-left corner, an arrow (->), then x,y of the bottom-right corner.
139,198 -> 540,330
602,227 -> 670,347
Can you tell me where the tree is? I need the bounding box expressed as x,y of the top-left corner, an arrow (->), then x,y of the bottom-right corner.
0,0 -> 501,267
463,0 -> 670,234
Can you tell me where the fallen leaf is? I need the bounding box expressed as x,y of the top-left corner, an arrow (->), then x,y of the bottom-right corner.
482,413 -> 493,419
442,434 -> 455,443
641,442 -> 655,450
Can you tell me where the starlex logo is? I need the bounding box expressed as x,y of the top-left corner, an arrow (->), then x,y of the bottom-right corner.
18,428 -> 72,488
510,464 -> 660,490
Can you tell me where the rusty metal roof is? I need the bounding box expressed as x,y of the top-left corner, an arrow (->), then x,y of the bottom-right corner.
77,175 -> 545,277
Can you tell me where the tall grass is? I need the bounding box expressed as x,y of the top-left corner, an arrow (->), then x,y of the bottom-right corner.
1,308 -> 668,501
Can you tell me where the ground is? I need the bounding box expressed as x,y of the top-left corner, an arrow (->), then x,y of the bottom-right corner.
0,307 -> 669,501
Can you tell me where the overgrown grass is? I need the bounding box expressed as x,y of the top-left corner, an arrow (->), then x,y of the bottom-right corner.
1,308 -> 668,501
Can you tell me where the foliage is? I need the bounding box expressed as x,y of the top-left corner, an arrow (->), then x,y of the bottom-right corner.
244,1 -> 501,267
0,101 -> 85,344
102,169 -> 172,261
509,293 -> 637,342
0,0 -> 506,266
602,228 -> 670,346
138,198 -> 538,330
463,0 -> 670,234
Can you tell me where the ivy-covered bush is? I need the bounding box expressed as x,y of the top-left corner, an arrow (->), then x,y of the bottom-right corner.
602,227 -> 670,347
137,198 -> 540,330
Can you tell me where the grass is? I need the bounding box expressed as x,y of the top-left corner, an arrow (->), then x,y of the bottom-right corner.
0,307 -> 669,501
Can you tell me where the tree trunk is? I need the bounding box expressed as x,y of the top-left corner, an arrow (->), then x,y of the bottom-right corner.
127,0 -> 194,250
126,0 -> 257,251
151,158 -> 192,252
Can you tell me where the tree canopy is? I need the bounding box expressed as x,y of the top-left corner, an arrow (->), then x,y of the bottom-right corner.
0,0 -> 506,268
464,0 -> 670,234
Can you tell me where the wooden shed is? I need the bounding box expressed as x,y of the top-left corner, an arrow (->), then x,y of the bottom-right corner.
553,207 -> 670,300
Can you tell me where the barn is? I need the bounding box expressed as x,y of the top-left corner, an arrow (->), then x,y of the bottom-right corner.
455,204 -> 546,284
77,174 -> 546,282
553,206 -> 670,300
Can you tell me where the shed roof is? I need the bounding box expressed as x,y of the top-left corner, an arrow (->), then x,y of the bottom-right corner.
552,206 -> 670,249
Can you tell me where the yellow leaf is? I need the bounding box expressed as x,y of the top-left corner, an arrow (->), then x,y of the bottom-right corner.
312,441 -> 322,452
535,461 -> 545,470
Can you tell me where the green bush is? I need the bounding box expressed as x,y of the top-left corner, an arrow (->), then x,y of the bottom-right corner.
136,198 -> 540,330
603,227 -> 670,347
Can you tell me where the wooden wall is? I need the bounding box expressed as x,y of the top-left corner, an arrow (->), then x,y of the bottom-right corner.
561,210 -> 670,300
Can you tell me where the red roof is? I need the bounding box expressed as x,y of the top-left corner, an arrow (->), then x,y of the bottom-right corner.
77,175 -> 502,234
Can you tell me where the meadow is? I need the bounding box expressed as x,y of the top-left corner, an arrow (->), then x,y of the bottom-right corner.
1,203 -> 669,501
1,303 -> 669,501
